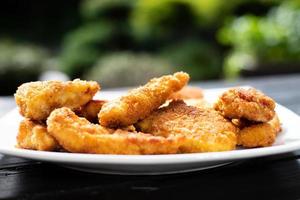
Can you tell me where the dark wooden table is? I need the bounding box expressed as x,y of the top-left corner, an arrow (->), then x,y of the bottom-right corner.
1,74 -> 300,200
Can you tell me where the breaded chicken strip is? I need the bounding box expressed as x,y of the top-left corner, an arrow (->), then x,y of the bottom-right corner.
15,79 -> 100,121
99,72 -> 189,128
214,88 -> 275,122
17,119 -> 59,151
237,114 -> 281,148
136,100 -> 238,153
76,100 -> 107,123
169,86 -> 203,100
47,108 -> 184,155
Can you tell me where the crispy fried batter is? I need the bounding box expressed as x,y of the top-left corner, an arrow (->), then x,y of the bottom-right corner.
269,114 -> 282,134
99,72 -> 189,128
47,108 -> 185,155
231,118 -> 252,129
15,79 -> 100,121
136,100 -> 238,152
76,100 -> 107,123
214,88 -> 275,122
237,114 -> 281,147
15,72 -> 283,154
17,119 -> 59,151
169,86 -> 203,100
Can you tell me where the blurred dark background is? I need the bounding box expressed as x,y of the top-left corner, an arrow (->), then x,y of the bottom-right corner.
1,0 -> 300,95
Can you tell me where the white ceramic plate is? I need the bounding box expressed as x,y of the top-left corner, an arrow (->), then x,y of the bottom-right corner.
0,88 -> 300,175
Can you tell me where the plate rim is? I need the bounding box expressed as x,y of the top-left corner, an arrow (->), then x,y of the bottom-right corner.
0,141 -> 300,165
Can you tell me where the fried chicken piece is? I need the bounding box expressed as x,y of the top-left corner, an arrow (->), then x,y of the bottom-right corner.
214,88 -> 275,122
15,79 -> 100,121
237,114 -> 281,148
76,100 -> 107,123
169,86 -> 203,100
136,100 -> 238,153
17,119 -> 59,151
231,118 -> 252,129
99,72 -> 189,128
47,108 -> 184,155
269,114 -> 281,133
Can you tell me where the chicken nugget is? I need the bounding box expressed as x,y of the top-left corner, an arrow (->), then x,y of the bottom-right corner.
15,79 -> 100,120
47,107 -> 184,155
231,118 -> 252,129
269,114 -> 281,134
76,100 -> 107,123
17,119 -> 59,151
136,100 -> 238,152
99,72 -> 189,127
237,114 -> 281,148
214,88 -> 275,122
168,86 -> 203,100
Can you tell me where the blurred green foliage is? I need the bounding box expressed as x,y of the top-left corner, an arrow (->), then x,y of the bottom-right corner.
80,0 -> 135,20
130,0 -> 239,41
2,0 -> 300,94
84,52 -> 174,88
160,39 -> 222,80
60,0 -> 243,82
60,0 -> 134,78
60,22 -> 113,77
219,0 -> 300,78
0,40 -> 49,94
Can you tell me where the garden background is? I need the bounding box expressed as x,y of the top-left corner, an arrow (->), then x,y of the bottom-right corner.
0,0 -> 299,94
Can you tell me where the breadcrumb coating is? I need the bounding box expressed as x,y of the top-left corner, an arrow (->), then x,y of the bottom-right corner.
168,86 -> 203,100
14,73 -> 283,154
99,72 -> 189,127
214,88 -> 275,122
136,100 -> 238,152
15,79 -> 100,121
237,114 -> 281,147
76,100 -> 107,123
17,119 -> 59,151
47,107 -> 185,155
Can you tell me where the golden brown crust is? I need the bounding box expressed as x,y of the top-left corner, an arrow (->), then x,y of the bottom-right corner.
269,114 -> 281,134
76,100 -> 107,123
237,114 -> 281,148
14,72 -> 283,154
168,86 -> 203,100
47,108 -> 185,155
136,100 -> 238,152
214,88 -> 275,122
231,118 -> 253,129
17,119 -> 59,151
15,79 -> 100,121
98,72 -> 189,128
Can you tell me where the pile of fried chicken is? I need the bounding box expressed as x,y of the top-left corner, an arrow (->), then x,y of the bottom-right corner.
14,72 -> 281,155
